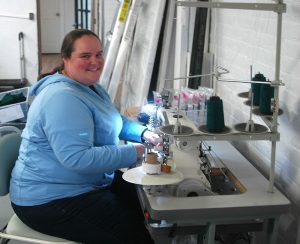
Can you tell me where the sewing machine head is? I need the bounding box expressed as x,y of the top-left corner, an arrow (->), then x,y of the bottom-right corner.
141,105 -> 246,198
132,91 -> 246,198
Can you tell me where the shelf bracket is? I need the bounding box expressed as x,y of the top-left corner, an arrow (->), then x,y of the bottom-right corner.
176,1 -> 286,13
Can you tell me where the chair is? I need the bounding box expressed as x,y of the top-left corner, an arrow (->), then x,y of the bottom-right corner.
0,128 -> 79,244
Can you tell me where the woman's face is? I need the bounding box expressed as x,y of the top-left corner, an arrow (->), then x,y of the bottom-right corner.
63,35 -> 104,86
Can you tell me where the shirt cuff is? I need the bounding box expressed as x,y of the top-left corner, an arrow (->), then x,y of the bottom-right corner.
141,128 -> 149,142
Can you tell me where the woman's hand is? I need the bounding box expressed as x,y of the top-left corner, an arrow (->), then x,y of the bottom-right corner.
133,143 -> 145,159
142,130 -> 162,145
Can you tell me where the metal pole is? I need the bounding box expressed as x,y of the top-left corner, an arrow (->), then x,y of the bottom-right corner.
19,32 -> 26,82
81,0 -> 83,28
268,0 -> 283,193
85,0 -> 88,29
74,0 -> 78,29
156,0 -> 176,92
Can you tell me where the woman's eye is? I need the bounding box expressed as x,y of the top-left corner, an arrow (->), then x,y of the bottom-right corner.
80,54 -> 90,59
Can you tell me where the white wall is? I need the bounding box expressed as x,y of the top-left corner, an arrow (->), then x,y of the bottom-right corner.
210,0 -> 300,243
0,0 -> 38,85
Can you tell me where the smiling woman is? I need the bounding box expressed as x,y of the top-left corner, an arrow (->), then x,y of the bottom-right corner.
62,34 -> 104,86
9,29 -> 159,244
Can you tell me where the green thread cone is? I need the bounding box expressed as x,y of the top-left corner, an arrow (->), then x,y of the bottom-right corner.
259,83 -> 274,115
251,73 -> 266,106
206,96 -> 225,132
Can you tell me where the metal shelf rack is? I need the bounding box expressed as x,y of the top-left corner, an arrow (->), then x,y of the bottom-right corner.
173,0 -> 286,192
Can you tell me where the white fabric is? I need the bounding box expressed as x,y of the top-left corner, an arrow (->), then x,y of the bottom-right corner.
99,0 -> 127,90
120,0 -> 166,112
142,162 -> 161,175
108,0 -> 143,101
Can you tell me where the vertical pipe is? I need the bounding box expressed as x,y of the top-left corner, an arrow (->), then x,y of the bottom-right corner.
268,1 -> 283,193
91,0 -> 95,32
19,32 -> 26,81
186,6 -> 190,88
81,0 -> 83,28
100,0 -> 104,42
86,0 -> 88,29
174,5 -> 189,90
75,0 -> 78,29
156,0 -> 176,92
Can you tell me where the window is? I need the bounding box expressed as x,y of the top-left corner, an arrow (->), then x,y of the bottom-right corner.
74,0 -> 92,29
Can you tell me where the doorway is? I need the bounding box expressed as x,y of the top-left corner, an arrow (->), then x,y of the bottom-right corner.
38,0 -> 75,76
39,0 -> 75,54
40,0 -> 62,53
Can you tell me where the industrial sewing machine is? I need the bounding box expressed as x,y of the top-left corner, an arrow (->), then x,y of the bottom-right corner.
123,92 -> 290,244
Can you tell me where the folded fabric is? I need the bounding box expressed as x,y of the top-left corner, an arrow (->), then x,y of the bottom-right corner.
0,93 -> 26,107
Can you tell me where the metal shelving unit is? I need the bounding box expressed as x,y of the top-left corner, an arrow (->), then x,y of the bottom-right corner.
172,0 -> 286,192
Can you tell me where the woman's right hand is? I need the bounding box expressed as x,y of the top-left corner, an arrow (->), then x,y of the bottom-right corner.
133,143 -> 145,160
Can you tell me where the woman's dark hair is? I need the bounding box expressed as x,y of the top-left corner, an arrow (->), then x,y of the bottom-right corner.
61,29 -> 100,59
38,29 -> 100,80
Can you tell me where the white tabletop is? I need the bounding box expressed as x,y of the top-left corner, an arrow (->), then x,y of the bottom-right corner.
138,141 -> 290,222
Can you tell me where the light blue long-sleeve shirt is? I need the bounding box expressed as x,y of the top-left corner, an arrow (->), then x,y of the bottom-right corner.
10,73 -> 146,206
